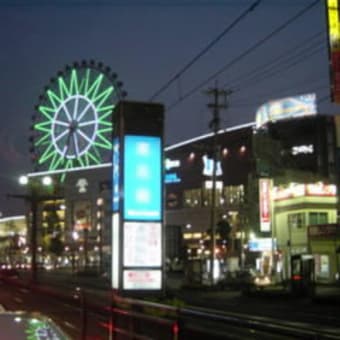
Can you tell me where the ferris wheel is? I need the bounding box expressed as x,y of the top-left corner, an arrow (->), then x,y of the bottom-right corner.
30,60 -> 126,173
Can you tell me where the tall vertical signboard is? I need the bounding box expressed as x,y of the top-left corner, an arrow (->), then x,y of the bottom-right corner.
112,101 -> 164,294
259,178 -> 272,232
326,0 -> 340,103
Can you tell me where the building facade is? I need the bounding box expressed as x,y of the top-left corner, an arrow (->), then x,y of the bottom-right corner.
16,113 -> 340,283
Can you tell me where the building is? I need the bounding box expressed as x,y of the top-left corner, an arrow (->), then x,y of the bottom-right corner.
0,215 -> 27,267
18,111 -> 340,283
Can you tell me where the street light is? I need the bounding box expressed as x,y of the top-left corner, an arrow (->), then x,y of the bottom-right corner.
17,175 -> 53,283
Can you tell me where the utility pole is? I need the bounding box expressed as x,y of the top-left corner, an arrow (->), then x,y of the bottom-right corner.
205,85 -> 231,286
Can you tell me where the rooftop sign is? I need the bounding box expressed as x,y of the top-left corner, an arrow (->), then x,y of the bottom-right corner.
255,93 -> 317,128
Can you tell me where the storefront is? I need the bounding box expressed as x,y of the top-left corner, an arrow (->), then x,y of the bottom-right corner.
308,224 -> 340,283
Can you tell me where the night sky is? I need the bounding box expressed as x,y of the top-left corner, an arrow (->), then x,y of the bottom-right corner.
0,0 -> 336,216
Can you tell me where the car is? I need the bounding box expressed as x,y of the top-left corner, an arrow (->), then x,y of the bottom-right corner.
254,274 -> 272,288
0,264 -> 19,280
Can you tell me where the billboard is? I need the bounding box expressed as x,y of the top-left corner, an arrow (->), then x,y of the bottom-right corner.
124,135 -> 162,221
112,101 -> 164,293
255,93 -> 317,128
248,238 -> 276,252
259,178 -> 272,232
326,0 -> 340,103
123,270 -> 162,290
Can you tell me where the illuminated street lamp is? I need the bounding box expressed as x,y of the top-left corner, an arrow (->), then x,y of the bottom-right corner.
16,175 -> 54,283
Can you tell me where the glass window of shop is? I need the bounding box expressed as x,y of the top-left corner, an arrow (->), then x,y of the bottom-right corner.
314,254 -> 330,280
288,212 -> 306,229
183,189 -> 202,208
309,212 -> 328,225
41,200 -> 65,242
202,186 -> 223,207
73,200 -> 92,238
223,185 -> 245,206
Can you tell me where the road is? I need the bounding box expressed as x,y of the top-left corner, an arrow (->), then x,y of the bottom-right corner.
1,270 -> 340,339
0,278 -> 110,339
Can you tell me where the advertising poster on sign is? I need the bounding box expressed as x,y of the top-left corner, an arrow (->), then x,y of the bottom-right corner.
123,270 -> 161,290
259,178 -> 272,232
124,222 -> 161,267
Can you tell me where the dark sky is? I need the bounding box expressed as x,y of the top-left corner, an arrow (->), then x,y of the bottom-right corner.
0,0 -> 336,216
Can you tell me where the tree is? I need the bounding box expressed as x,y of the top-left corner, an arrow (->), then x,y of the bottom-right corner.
217,219 -> 231,241
49,234 -> 64,257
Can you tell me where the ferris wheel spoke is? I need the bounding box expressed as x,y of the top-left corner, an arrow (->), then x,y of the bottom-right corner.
76,102 -> 92,122
72,132 -> 80,159
77,129 -> 93,144
60,103 -> 72,122
54,129 -> 69,143
73,95 -> 80,120
78,120 -> 97,127
62,132 -> 73,157
54,120 -> 70,127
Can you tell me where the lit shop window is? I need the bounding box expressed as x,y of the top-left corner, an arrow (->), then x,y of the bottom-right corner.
202,187 -> 222,207
309,212 -> 328,225
288,213 -> 306,229
223,185 -> 245,205
183,189 -> 202,208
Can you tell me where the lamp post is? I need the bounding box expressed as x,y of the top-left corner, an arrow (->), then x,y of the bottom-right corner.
16,175 -> 55,283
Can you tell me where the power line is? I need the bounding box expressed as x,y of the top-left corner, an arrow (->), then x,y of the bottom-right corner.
224,30 -> 324,90
232,77 -> 327,105
232,42 -> 325,93
166,0 -> 320,112
149,0 -> 262,101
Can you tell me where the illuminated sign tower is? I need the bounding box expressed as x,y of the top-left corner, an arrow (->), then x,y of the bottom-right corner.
111,101 -> 164,294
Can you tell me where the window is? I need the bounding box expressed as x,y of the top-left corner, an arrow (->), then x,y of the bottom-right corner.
183,189 -> 202,208
288,213 -> 305,229
309,212 -> 328,225
223,185 -> 245,206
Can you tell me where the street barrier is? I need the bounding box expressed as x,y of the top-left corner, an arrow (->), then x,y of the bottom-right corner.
2,276 -> 340,339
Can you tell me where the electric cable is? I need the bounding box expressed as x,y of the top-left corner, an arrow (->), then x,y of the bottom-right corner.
232,77 -> 327,106
149,0 -> 262,101
232,42 -> 325,94
166,0 -> 320,112
224,31 -> 324,90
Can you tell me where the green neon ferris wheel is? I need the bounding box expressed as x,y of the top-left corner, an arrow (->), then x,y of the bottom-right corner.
30,60 -> 126,172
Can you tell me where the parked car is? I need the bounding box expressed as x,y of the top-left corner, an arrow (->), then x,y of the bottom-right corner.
0,264 -> 19,280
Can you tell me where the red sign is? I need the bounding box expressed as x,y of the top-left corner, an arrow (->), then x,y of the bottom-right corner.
259,179 -> 272,232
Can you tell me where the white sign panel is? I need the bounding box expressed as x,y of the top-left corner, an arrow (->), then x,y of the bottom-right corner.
112,214 -> 120,289
248,238 -> 276,252
256,93 -> 317,128
124,222 -> 161,267
123,270 -> 162,290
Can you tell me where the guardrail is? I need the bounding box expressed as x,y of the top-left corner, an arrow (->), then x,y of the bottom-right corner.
2,276 -> 340,339
101,293 -> 340,340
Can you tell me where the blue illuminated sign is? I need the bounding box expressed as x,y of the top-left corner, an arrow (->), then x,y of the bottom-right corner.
112,138 -> 120,211
165,173 -> 181,184
124,135 -> 162,221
